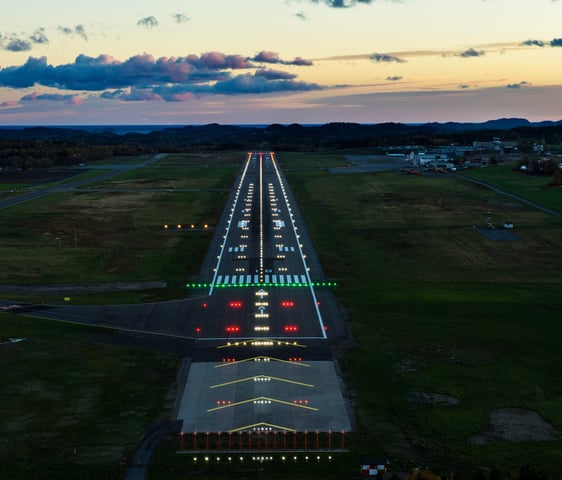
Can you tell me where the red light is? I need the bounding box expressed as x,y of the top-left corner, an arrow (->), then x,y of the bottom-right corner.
229,301 -> 243,308
195,327 -> 201,333
284,325 -> 298,332
202,303 -> 207,308
226,326 -> 240,333
281,301 -> 295,308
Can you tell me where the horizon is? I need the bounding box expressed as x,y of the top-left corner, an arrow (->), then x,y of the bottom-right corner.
2,0 -> 562,125
2,116 -> 562,131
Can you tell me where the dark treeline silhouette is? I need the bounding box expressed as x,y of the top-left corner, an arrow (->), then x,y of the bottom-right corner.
1,120 -> 561,169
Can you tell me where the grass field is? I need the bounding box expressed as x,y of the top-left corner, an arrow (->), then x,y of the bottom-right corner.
281,154 -> 562,477
0,314 -> 178,479
1,151 -> 561,479
461,162 -> 562,214
0,152 -> 241,303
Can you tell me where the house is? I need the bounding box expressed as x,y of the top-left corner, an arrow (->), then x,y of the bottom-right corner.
360,457 -> 389,477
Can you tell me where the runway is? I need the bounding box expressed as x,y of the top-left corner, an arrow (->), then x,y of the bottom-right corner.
175,152 -> 351,434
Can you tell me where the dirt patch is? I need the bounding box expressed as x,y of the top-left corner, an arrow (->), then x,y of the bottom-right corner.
468,408 -> 561,445
406,391 -> 460,406
394,358 -> 423,374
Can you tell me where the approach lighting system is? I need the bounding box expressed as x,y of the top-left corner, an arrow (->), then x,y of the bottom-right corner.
281,301 -> 295,308
226,326 -> 241,333
229,301 -> 243,308
284,325 -> 299,332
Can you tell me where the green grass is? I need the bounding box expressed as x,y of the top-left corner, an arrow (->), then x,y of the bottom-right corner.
0,187 -> 231,292
2,150 -> 562,478
283,161 -> 562,476
0,314 -> 179,479
0,152 -> 239,299
461,162 -> 562,213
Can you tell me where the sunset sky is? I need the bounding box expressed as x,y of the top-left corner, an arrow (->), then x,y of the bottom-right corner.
1,0 -> 561,125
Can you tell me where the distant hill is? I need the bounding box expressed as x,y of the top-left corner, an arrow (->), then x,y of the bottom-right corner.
1,118 -> 561,152
425,118 -> 562,132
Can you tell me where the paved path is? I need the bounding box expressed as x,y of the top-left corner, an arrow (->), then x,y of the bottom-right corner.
457,174 -> 562,219
125,420 -> 183,480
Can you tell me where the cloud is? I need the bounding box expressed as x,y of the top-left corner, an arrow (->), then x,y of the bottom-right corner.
188,51 -> 253,70
310,0 -> 374,7
251,50 -> 313,66
250,50 -> 280,64
1,28 -> 49,52
58,25 -> 88,41
137,16 -> 159,28
370,53 -> 406,63
29,29 -> 49,45
172,13 -> 190,24
507,81 -> 530,89
211,72 -> 321,94
20,91 -> 82,104
520,39 -> 545,47
292,57 -> 314,66
550,38 -> 562,47
255,68 -> 297,80
4,38 -> 32,52
114,87 -> 164,102
0,52 -> 321,102
386,76 -> 402,81
458,48 -> 485,58
0,56 -> 50,87
0,100 -> 19,108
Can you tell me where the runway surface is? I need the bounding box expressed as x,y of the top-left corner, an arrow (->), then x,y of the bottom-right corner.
175,152 -> 351,434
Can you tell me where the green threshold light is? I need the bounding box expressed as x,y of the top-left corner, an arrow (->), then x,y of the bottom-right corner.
185,281 -> 337,289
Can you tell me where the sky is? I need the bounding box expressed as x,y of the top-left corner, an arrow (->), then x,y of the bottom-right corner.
1,0 -> 562,125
